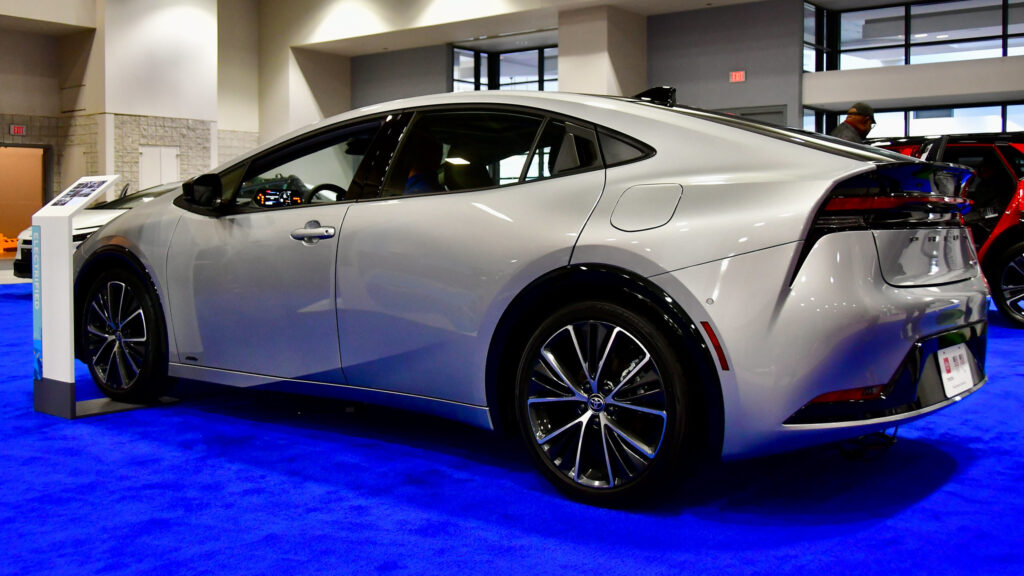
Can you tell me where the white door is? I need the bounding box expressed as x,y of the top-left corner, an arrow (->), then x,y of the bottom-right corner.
139,146 -> 179,190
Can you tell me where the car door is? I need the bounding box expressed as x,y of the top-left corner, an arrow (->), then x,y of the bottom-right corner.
165,119 -> 389,382
336,109 -> 607,406
941,143 -> 1018,246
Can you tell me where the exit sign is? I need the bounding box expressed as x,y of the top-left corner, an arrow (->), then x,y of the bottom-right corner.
9,124 -> 26,136
729,70 -> 746,83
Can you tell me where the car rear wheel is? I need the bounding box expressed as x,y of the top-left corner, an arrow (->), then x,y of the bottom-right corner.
81,267 -> 171,402
991,241 -> 1024,328
515,301 -> 690,504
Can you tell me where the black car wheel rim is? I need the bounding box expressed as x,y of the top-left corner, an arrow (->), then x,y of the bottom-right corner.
84,280 -> 148,389
1001,253 -> 1024,316
525,320 -> 668,489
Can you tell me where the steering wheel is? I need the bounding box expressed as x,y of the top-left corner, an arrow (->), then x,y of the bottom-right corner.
309,183 -> 347,203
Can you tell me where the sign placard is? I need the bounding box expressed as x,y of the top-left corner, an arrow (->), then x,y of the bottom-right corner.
32,175 -> 122,418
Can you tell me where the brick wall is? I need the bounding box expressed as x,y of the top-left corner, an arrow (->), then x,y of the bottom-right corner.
1,114 -> 242,198
115,115 -> 213,193
217,129 -> 259,165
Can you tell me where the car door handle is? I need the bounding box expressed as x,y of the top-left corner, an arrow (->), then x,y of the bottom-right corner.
290,220 -> 335,245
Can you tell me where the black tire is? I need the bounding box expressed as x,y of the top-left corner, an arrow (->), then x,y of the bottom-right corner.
80,267 -> 171,402
514,300 -> 692,505
989,241 -> 1024,328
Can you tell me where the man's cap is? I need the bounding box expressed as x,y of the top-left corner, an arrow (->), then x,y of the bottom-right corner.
849,102 -> 874,120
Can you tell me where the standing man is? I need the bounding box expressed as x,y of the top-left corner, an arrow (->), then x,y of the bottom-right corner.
830,102 -> 875,143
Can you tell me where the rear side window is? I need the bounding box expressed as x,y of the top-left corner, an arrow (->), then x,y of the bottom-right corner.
381,111 -> 543,197
524,121 -> 601,182
598,131 -> 651,166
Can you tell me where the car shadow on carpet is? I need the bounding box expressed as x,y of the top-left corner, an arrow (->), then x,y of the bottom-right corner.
156,377 -> 964,521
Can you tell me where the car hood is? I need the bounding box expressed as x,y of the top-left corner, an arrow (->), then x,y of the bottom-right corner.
17,209 -> 128,241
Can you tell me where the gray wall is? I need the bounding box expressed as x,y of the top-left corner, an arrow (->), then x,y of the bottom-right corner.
351,45 -> 451,109
648,0 -> 803,127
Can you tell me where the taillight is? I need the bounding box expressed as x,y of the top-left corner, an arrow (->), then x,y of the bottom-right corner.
792,162 -> 974,284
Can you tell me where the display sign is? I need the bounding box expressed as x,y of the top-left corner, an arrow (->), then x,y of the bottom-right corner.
9,124 -> 26,136
33,175 -> 122,418
729,70 -> 746,83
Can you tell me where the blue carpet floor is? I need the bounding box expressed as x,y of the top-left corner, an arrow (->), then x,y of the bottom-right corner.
1,282 -> 1022,575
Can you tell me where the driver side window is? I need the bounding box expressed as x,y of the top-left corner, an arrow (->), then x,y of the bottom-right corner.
237,120 -> 382,209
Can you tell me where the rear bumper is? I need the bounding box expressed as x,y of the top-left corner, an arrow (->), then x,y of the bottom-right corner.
784,321 -> 986,426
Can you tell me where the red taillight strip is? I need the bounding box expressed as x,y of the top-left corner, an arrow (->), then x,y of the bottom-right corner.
700,321 -> 729,371
824,195 -> 970,212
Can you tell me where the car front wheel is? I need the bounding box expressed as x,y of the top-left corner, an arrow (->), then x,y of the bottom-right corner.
81,267 -> 170,402
991,241 -> 1024,328
515,301 -> 691,504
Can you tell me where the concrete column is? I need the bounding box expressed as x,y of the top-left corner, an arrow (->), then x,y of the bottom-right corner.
557,6 -> 646,97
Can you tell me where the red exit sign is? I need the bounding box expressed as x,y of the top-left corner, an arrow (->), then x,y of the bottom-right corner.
9,124 -> 26,136
729,70 -> 746,83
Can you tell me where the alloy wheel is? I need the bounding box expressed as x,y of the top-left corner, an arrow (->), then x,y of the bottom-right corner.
84,280 -> 149,390
1000,252 -> 1024,319
524,320 -> 668,489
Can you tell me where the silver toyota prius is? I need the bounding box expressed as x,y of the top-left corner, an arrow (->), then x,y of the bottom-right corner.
73,90 -> 989,503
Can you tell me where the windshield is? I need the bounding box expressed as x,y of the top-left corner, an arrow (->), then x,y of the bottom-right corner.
89,183 -> 179,210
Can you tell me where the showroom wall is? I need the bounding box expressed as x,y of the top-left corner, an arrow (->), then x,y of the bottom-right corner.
218,0 -> 259,164
648,0 -> 802,127
350,45 -> 451,109
0,30 -> 61,116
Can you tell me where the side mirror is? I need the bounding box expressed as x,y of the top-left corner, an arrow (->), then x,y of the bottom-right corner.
183,174 -> 222,208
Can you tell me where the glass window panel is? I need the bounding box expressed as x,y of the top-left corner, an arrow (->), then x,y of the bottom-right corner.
544,80 -> 558,92
910,38 -> 1004,64
802,109 -> 816,132
499,50 -> 539,85
804,2 -> 817,44
910,0 -> 1003,43
841,7 -> 905,50
453,48 -> 475,83
453,80 -> 476,93
909,105 -> 1002,135
382,111 -> 543,196
840,46 -> 905,69
543,47 -> 558,80
239,121 -> 381,207
1008,105 -> 1024,132
480,53 -> 488,86
869,111 -> 906,138
499,82 -> 540,91
803,45 -> 815,72
1011,0 -> 1024,34
1009,36 -> 1024,56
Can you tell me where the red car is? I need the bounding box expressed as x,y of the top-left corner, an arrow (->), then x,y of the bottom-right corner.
871,133 -> 1024,327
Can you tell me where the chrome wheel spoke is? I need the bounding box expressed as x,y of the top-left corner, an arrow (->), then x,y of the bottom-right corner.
540,347 -> 587,401
599,413 -> 616,488
573,413 -> 592,482
537,412 -> 588,445
1007,290 -> 1024,307
608,399 -> 667,420
604,416 -> 658,458
592,327 -> 619,394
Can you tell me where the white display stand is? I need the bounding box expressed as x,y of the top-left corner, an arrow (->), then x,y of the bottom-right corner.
31,175 -> 173,419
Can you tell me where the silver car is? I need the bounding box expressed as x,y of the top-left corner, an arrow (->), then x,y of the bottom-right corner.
73,91 -> 989,503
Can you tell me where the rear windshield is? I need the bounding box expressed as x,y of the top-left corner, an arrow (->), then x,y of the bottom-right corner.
615,98 -> 918,164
